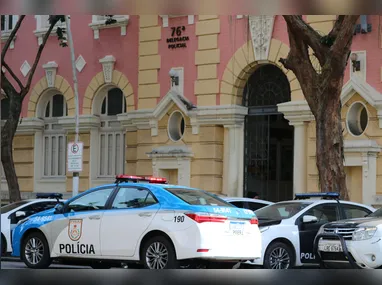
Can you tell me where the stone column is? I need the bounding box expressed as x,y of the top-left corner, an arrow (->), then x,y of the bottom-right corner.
291,122 -> 308,195
362,152 -> 377,206
223,124 -> 245,197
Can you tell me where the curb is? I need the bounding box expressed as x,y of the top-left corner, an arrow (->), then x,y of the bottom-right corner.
1,256 -> 21,262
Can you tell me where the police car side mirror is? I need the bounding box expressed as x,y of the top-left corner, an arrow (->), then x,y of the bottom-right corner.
302,215 -> 318,224
15,211 -> 26,218
54,202 -> 65,214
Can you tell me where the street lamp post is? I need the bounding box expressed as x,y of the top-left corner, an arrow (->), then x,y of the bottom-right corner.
65,15 -> 80,197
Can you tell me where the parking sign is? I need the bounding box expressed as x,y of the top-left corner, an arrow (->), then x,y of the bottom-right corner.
67,142 -> 83,172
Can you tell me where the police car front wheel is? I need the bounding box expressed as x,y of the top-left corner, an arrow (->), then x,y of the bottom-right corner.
21,232 -> 52,269
141,236 -> 178,269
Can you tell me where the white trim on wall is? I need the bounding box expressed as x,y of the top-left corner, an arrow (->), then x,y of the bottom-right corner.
89,15 -> 129,39
1,15 -> 19,49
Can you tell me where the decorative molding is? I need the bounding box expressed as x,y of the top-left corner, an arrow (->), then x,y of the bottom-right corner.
20,60 -> 31,77
160,15 -> 195,27
350,50 -> 367,81
188,105 -> 248,134
89,15 -> 129,39
170,67 -> 184,96
277,100 -> 315,124
42,61 -> 58,88
118,100 -> 249,136
147,146 -> 194,159
58,115 -> 101,131
278,76 -> 382,126
1,31 -> 16,49
118,109 -> 154,132
248,15 -> 275,61
147,146 -> 193,187
99,55 -> 116,83
15,118 -> 45,134
75,55 -> 86,72
344,140 -> 381,154
33,15 -> 66,46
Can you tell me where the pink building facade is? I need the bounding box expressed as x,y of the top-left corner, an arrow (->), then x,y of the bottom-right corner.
1,15 -> 382,205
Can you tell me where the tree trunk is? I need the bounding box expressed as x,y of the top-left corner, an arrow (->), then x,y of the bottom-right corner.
315,92 -> 348,200
1,93 -> 23,203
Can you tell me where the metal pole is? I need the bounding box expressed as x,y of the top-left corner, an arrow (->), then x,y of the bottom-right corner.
65,15 -> 80,197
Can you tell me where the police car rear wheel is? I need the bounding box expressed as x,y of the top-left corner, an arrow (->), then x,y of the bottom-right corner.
141,236 -> 178,269
21,232 -> 52,269
264,242 -> 294,269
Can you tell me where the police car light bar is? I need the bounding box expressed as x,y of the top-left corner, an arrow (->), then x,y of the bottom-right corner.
115,175 -> 168,184
294,192 -> 340,200
36,193 -> 63,201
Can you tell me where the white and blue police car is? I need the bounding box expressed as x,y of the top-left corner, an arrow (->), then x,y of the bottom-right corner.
247,192 -> 376,269
1,193 -> 65,255
11,175 -> 262,269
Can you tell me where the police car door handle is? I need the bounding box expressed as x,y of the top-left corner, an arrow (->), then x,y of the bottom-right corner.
89,215 -> 101,220
139,212 -> 152,217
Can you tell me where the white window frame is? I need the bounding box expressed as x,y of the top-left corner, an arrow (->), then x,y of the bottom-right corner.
1,15 -> 19,49
34,15 -> 67,46
160,15 -> 194,27
89,15 -> 129,40
97,90 -> 126,178
42,95 -> 68,178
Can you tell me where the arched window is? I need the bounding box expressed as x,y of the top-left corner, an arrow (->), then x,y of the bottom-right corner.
43,94 -> 68,177
98,88 -> 126,177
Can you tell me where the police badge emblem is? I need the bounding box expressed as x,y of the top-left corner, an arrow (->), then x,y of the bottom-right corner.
68,219 -> 83,241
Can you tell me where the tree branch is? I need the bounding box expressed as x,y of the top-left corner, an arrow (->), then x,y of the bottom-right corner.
327,16 -> 346,40
282,15 -> 329,66
279,20 -> 319,114
1,71 -> 17,102
23,17 -> 61,97
330,15 -> 359,57
1,15 -> 25,61
2,61 -> 24,91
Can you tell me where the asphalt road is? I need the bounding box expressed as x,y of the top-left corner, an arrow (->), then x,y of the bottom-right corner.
1,260 -> 92,269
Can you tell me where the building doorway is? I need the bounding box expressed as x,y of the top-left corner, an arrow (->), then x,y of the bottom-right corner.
243,64 -> 294,202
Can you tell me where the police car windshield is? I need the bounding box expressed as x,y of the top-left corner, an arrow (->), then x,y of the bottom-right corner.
165,188 -> 234,207
255,202 -> 312,220
1,200 -> 30,213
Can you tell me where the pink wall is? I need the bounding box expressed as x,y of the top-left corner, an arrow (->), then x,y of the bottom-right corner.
216,15 -> 290,104
344,15 -> 382,92
3,15 -> 382,117
158,16 -> 198,104
3,15 -> 139,116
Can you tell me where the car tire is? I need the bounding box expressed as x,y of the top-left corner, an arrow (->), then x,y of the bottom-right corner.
141,235 -> 178,269
21,231 -> 52,269
1,234 -> 6,255
263,241 -> 294,269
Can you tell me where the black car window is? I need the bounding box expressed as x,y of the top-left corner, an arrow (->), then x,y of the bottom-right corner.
303,204 -> 340,224
229,201 -> 245,208
111,187 -> 157,209
67,188 -> 114,212
31,201 -> 59,212
342,204 -> 372,219
247,202 -> 268,211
